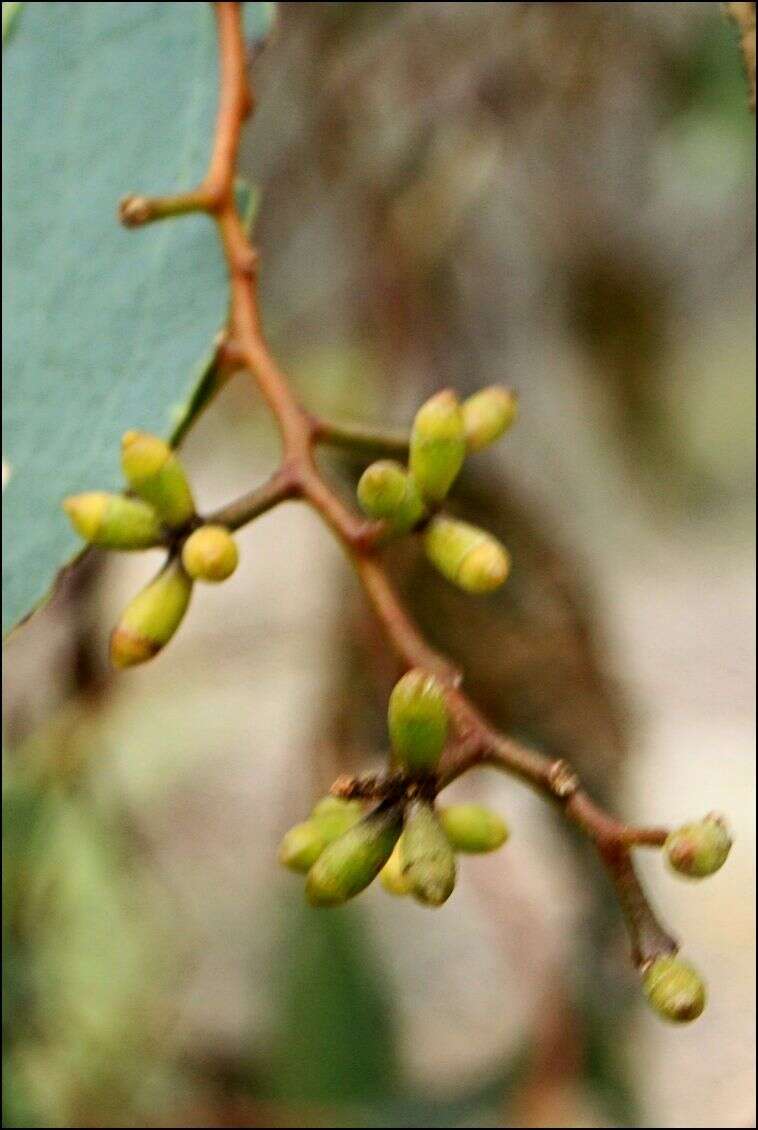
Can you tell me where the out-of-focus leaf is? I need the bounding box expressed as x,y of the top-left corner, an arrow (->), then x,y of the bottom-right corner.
265,897 -> 399,1106
1,3 -> 267,636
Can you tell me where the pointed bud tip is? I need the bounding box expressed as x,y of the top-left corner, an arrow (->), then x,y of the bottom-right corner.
62,492 -> 108,541
463,386 -> 519,451
109,625 -> 160,669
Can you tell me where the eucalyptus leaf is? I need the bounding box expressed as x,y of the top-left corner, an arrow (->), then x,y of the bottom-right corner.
2,3 -> 269,636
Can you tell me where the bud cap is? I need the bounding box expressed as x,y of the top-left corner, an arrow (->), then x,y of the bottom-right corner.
439,804 -> 509,853
401,802 -> 457,907
110,559 -> 193,668
642,956 -> 706,1023
409,390 -> 466,503
181,525 -> 239,583
121,431 -> 195,529
423,515 -> 510,595
379,839 -> 413,897
462,386 -> 518,451
665,815 -> 733,879
63,492 -> 162,549
388,669 -> 449,773
305,801 -> 404,907
357,460 -> 426,535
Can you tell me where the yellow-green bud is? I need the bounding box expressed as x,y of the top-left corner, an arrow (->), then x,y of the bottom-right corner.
664,815 -> 732,879
121,431 -> 195,529
423,515 -> 510,594
63,492 -> 162,549
278,821 -> 326,873
439,804 -> 509,853
357,461 -> 426,535
379,838 -> 413,897
181,525 -> 239,583
462,386 -> 518,452
310,796 -> 365,842
305,801 -> 403,907
109,559 -> 193,668
401,802 -> 457,907
409,390 -> 466,503
388,669 -> 449,773
642,956 -> 706,1023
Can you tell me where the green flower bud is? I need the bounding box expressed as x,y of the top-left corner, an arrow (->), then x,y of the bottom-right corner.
388,669 -> 449,774
664,815 -> 732,879
357,460 -> 426,535
409,390 -> 466,503
439,804 -> 509,853
462,386 -> 518,451
401,802 -> 457,907
379,838 -> 413,897
305,801 -> 403,907
423,515 -> 510,594
642,956 -> 706,1024
181,525 -> 239,583
310,796 -> 365,842
110,559 -> 193,668
278,821 -> 326,873
63,492 -> 162,549
121,431 -> 195,529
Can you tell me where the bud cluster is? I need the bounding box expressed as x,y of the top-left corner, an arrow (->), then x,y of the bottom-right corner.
356,386 -> 517,595
279,667 -> 510,909
62,431 -> 240,668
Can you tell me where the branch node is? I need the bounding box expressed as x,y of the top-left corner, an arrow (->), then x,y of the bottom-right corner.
548,758 -> 580,798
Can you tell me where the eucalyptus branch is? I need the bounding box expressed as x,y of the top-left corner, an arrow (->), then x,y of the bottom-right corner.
107,3 -> 734,1007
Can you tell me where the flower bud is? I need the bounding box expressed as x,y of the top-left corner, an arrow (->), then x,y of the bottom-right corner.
121,431 -> 195,529
664,814 -> 732,879
305,801 -> 404,907
63,492 -> 162,549
357,460 -> 426,535
642,956 -> 706,1023
110,559 -> 193,668
439,804 -> 509,853
310,796 -> 365,842
462,386 -> 518,451
409,390 -> 466,503
278,821 -> 326,873
401,802 -> 456,907
423,515 -> 510,594
379,838 -> 413,896
388,669 -> 449,774
181,525 -> 239,583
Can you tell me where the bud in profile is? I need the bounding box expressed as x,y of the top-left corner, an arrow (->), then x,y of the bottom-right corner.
409,390 -> 466,503
379,838 -> 412,897
279,821 -> 326,873
305,801 -> 403,907
388,669 -> 449,774
401,802 -> 456,907
642,956 -> 706,1023
423,515 -> 510,594
665,814 -> 732,879
462,386 -> 518,451
357,460 -> 426,535
181,525 -> 239,583
110,559 -> 193,668
121,431 -> 195,529
439,804 -> 509,853
63,492 -> 162,549
310,796 -> 365,842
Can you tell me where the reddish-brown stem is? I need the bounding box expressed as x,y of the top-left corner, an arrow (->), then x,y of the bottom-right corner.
122,2 -> 678,968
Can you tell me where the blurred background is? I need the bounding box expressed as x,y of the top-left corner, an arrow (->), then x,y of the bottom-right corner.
3,2 -> 755,1126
